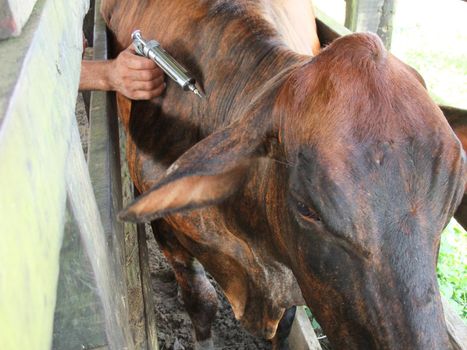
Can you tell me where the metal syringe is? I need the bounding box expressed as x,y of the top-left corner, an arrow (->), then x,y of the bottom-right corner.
131,30 -> 205,99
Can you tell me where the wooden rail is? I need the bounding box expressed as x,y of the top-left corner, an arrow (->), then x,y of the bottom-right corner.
53,0 -> 158,349
0,0 -> 94,349
0,0 -> 156,348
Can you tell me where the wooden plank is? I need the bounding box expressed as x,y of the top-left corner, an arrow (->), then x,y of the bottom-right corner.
88,88 -> 129,317
376,0 -> 396,49
92,0 -> 108,61
82,0 -> 96,116
443,298 -> 467,350
89,0 -> 125,265
121,129 -> 150,349
137,222 -> 160,350
289,307 -> 322,350
0,0 -> 89,349
68,0 -> 133,347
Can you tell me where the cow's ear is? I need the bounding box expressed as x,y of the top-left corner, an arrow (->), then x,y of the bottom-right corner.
118,121 -> 266,223
394,56 -> 427,88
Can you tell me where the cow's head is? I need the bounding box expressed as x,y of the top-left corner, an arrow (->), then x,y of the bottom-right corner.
120,33 -> 465,349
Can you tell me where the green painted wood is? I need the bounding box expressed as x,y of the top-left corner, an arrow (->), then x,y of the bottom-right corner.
289,307 -> 322,350
0,0 -> 89,349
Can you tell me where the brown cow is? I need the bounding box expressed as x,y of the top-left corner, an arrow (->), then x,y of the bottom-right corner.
101,1 -> 466,349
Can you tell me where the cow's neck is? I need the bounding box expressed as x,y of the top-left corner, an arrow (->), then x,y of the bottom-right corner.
105,0 -> 313,128
200,43 -> 305,131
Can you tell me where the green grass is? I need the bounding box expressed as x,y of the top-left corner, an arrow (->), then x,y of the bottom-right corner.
438,219 -> 467,319
391,0 -> 467,110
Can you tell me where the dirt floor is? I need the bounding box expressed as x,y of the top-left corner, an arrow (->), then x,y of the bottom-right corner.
145,225 -> 271,350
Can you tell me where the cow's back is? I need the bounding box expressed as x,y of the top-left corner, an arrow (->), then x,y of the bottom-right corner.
102,0 -> 319,57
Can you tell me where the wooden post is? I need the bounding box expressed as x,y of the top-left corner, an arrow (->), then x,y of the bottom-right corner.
376,0 -> 396,50
345,0 -> 359,31
344,0 -> 396,49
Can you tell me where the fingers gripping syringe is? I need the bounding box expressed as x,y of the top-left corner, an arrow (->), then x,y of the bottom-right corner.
132,30 -> 205,99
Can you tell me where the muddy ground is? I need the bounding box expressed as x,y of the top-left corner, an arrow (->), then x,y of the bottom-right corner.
146,226 -> 271,350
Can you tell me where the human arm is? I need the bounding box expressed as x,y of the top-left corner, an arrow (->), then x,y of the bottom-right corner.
79,45 -> 165,100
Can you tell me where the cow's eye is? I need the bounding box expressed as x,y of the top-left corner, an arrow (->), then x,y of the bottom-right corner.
296,201 -> 321,222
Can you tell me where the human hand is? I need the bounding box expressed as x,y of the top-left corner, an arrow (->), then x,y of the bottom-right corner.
109,45 -> 165,100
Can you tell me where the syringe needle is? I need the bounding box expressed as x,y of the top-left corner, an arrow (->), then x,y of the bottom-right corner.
193,88 -> 206,99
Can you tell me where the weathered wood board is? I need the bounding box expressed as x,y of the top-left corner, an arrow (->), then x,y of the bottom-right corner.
289,307 -> 323,350
0,0 -> 89,349
120,100 -> 160,350
443,298 -> 467,350
343,0 -> 396,49
52,0 -> 138,348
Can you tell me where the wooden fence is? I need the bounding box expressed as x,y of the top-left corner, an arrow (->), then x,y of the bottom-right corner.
0,0 -> 155,349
